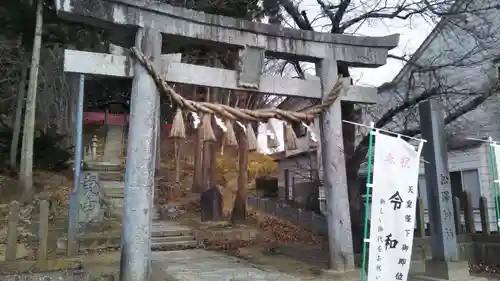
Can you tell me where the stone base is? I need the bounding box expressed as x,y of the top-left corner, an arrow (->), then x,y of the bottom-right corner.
321,268 -> 361,281
411,261 -> 488,281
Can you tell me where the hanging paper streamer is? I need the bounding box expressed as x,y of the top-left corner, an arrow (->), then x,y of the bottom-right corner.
200,114 -> 216,142
366,132 -> 424,281
302,122 -> 318,143
266,122 -> 279,149
214,115 -> 227,132
191,112 -> 200,129
236,121 -> 246,132
284,123 -> 298,150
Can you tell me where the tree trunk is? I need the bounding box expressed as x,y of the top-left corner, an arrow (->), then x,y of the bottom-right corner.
19,0 -> 43,202
10,60 -> 29,170
231,127 -> 248,223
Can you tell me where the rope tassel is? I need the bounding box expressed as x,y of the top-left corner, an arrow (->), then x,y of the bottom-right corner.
170,108 -> 186,139
225,119 -> 238,147
129,47 -> 346,133
201,114 -> 216,142
246,123 -> 257,152
285,123 -> 298,150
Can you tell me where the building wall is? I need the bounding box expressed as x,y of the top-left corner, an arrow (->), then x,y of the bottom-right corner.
275,153 -> 325,211
375,2 -> 500,141
419,144 -> 496,230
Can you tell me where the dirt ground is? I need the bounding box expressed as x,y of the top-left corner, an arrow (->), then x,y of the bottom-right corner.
0,134 -> 499,280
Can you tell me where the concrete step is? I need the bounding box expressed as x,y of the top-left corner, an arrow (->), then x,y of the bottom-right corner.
152,235 -> 196,243
151,240 -> 198,251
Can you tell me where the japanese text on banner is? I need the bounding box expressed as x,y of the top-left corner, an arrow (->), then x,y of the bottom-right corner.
367,133 -> 423,281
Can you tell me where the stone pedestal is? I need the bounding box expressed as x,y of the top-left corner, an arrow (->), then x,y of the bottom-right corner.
412,261 -> 487,281
321,268 -> 361,281
200,186 -> 223,221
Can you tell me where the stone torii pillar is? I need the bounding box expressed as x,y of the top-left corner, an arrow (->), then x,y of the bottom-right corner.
54,0 -> 399,277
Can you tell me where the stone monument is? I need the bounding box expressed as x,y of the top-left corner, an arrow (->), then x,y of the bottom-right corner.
417,99 -> 486,281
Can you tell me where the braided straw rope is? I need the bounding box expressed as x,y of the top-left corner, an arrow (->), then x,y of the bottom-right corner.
129,47 -> 344,124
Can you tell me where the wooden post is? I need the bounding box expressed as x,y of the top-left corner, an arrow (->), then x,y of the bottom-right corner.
193,124 -> 203,193
284,169 -> 289,201
36,200 -> 50,265
454,196 -> 462,234
479,196 -> 490,235
231,127 -> 248,222
415,197 -> 425,237
201,142 -> 210,190
209,89 -> 219,187
463,191 -> 475,233
6,201 -> 21,261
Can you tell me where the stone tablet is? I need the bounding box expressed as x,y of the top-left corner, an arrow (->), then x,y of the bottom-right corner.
77,171 -> 102,231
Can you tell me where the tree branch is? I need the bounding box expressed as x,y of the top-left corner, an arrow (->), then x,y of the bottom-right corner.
339,4 -> 429,33
331,0 -> 351,33
278,0 -> 311,30
349,84 -> 499,169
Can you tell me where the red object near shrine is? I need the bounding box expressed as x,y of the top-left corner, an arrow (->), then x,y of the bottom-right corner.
84,112 -> 172,130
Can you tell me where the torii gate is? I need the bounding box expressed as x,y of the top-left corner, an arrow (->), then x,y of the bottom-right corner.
54,0 -> 398,279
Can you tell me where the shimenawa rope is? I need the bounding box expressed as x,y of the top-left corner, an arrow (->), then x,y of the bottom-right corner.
129,47 -> 344,151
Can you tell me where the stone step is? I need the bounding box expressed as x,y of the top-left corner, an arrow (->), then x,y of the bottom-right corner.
102,182 -> 125,198
99,171 -> 124,181
151,240 -> 198,251
101,180 -> 124,189
85,162 -> 123,172
152,235 -> 196,243
151,228 -> 192,237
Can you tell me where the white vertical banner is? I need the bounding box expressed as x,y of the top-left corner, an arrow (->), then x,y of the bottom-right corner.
493,144 -> 500,187
367,133 -> 424,281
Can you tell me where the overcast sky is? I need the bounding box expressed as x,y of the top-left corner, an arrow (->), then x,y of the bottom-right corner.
349,16 -> 435,86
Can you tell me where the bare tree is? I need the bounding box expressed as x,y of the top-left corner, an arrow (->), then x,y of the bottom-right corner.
10,56 -> 28,170
270,0 -> 500,240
